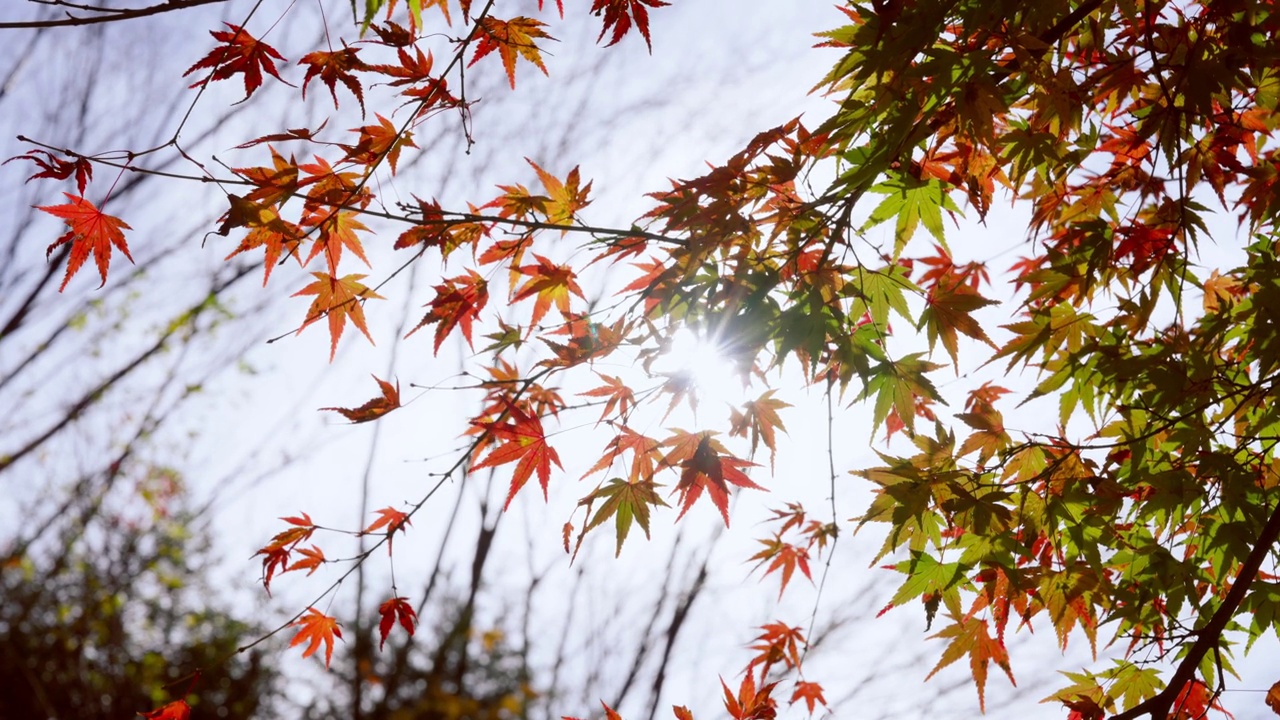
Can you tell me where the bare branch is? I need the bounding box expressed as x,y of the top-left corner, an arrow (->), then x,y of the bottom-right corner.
0,0 -> 228,29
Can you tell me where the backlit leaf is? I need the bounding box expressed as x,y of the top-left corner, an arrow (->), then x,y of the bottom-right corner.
293,272 -> 383,361
322,374 -> 401,423
184,23 -> 290,100
468,16 -> 553,89
38,193 -> 133,291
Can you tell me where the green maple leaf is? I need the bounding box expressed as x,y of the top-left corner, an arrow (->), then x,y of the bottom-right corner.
863,174 -> 959,258
578,477 -> 668,556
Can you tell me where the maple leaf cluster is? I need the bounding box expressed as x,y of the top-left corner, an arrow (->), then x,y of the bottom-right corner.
20,0 -> 1280,719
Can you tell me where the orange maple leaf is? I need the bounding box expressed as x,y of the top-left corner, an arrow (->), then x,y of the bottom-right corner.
748,622 -> 806,671
748,537 -> 812,598
363,507 -> 412,554
303,210 -> 372,275
578,373 -> 637,424
469,16 -> 554,89
233,146 -> 300,208
293,272 -> 383,361
284,544 -> 326,576
527,159 -> 592,226
184,23 -> 290,100
322,375 -> 401,423
790,681 -> 826,714
471,401 -> 563,509
721,672 -> 777,720
728,390 -> 791,467
38,193 -> 133,291
342,113 -> 417,173
290,607 -> 343,668
299,44 -> 367,113
581,425 -> 661,481
298,155 -> 370,215
220,196 -> 302,286
512,254 -> 584,326
138,699 -> 190,720
254,512 -> 317,594
378,596 -> 418,650
926,615 -> 1014,712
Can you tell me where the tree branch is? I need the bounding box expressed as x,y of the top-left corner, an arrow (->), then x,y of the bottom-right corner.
0,0 -> 227,29
1110,498 -> 1280,720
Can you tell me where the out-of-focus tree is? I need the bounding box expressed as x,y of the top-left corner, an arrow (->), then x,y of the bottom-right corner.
0,467 -> 278,719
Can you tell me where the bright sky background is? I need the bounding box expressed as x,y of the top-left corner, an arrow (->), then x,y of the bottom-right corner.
2,1 -> 1278,718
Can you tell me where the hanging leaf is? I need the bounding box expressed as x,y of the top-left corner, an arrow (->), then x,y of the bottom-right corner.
293,272 -> 383,361
38,193 -> 133,291
184,23 -> 291,100
468,16 -> 554,89
289,608 -> 343,668
377,596 -> 418,650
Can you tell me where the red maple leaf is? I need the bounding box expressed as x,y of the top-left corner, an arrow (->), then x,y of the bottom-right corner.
6,149 -> 93,194
407,269 -> 489,353
184,23 -> 291,100
748,536 -> 812,598
748,622 -> 806,671
363,507 -> 412,553
590,0 -> 670,50
299,44 -> 367,113
471,401 -> 563,509
721,672 -> 778,720
233,121 -> 328,149
38,193 -> 133,291
137,699 -> 190,720
673,434 -> 765,526
378,596 -> 418,650
1171,680 -> 1232,720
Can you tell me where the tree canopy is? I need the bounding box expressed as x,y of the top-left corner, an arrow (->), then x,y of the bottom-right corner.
6,0 -> 1280,718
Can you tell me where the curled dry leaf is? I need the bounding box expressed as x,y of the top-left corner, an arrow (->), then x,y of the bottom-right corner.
322,375 -> 401,423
